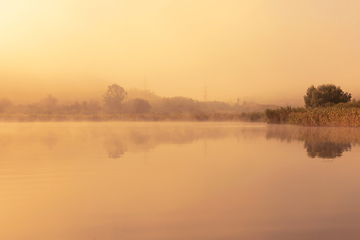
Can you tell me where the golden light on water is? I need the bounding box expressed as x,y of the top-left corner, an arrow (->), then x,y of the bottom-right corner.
2,2 -> 360,239
1,123 -> 360,239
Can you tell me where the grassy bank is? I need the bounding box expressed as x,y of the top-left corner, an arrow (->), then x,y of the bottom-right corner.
0,112 -> 266,122
266,107 -> 360,127
4,106 -> 360,126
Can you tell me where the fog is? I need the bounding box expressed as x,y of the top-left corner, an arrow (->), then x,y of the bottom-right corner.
1,0 -> 360,105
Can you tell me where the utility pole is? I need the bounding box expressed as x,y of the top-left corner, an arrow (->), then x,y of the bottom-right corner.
203,83 -> 208,102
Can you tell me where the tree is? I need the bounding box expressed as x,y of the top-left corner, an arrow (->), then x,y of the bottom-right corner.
304,84 -> 351,108
0,98 -> 13,113
37,94 -> 58,113
40,94 -> 58,108
103,84 -> 127,113
132,98 -> 151,113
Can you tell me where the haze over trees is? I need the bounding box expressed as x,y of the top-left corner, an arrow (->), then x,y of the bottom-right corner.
125,89 -> 277,114
304,84 -> 352,108
131,98 -> 151,114
103,84 -> 128,113
0,98 -> 13,113
0,83 -> 280,122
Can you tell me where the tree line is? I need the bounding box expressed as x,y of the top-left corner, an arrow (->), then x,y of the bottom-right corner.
0,84 -> 276,115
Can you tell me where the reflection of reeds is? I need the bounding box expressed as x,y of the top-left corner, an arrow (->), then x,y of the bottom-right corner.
266,107 -> 360,127
0,112 -> 266,122
266,125 -> 360,159
266,125 -> 360,145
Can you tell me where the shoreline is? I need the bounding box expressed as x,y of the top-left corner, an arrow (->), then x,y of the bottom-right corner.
0,112 -> 266,122
266,107 -> 360,127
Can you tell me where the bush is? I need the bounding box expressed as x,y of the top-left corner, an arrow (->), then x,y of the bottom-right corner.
304,84 -> 351,108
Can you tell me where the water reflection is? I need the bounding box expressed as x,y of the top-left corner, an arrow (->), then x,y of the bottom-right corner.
1,123 -> 359,161
104,136 -> 127,159
100,123 -> 265,159
305,141 -> 351,159
0,122 -> 266,161
266,125 -> 360,159
1,123 -> 360,240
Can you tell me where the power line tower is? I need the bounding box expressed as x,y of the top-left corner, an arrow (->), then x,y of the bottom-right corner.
203,83 -> 208,102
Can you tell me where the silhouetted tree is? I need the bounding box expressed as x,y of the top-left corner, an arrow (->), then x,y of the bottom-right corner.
87,100 -> 101,113
0,98 -> 13,113
160,97 -> 198,113
40,95 -> 58,108
304,84 -> 351,108
37,94 -> 58,113
133,98 -> 151,113
66,101 -> 82,114
103,84 -> 127,113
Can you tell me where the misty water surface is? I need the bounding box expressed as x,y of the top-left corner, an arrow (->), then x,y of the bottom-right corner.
1,122 -> 360,240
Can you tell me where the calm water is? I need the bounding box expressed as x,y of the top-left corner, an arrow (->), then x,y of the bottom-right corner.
1,122 -> 360,240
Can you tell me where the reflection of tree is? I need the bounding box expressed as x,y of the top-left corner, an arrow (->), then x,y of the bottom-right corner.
100,124 -> 264,157
304,141 -> 351,159
41,133 -> 58,149
104,137 -> 127,159
266,125 -> 360,160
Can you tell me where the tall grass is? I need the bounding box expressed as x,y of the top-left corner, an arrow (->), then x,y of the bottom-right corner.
266,106 -> 360,127
265,107 -> 306,124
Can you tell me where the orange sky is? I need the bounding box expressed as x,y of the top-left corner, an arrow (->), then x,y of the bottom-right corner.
1,0 -> 360,105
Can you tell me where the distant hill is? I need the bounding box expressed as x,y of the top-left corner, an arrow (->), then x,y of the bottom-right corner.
126,89 -> 280,114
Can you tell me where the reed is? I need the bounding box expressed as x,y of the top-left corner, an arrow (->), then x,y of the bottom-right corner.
265,107 -> 306,124
266,106 -> 360,127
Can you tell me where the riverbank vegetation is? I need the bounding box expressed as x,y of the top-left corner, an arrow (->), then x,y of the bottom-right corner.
0,84 -> 272,122
2,83 -> 358,126
0,112 -> 266,122
266,105 -> 360,127
266,84 -> 360,127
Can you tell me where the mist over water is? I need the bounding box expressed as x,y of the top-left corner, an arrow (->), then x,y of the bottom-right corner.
3,1 -> 360,238
1,122 -> 360,240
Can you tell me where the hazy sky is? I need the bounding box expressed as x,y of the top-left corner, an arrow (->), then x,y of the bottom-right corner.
1,0 -> 360,105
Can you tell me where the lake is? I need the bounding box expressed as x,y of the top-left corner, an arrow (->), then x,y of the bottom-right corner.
1,122 -> 360,240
